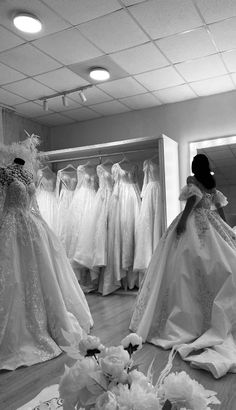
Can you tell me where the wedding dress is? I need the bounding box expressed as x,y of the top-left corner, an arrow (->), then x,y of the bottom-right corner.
56,168 -> 77,252
134,159 -> 161,272
130,176 -> 236,378
100,162 -> 141,295
74,163 -> 113,270
0,166 -> 93,370
36,167 -> 58,233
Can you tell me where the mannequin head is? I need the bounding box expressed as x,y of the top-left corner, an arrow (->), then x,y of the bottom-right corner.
191,153 -> 216,189
13,157 -> 25,166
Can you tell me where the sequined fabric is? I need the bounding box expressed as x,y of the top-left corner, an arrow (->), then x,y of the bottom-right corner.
0,174 -> 93,370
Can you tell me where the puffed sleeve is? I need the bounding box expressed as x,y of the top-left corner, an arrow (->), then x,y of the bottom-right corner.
211,189 -> 228,209
179,177 -> 203,205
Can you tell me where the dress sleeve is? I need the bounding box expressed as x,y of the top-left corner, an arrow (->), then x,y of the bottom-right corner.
179,182 -> 203,204
211,189 -> 228,209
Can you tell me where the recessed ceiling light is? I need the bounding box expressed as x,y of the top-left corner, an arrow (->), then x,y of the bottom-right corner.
13,13 -> 42,33
89,67 -> 110,81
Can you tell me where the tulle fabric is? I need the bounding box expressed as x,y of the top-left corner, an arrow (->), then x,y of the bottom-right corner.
99,163 -> 141,295
130,180 -> 236,378
0,179 -> 93,370
134,160 -> 161,272
36,187 -> 58,233
73,164 -> 113,270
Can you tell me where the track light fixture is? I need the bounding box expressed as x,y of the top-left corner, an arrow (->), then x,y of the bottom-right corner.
43,99 -> 48,111
39,84 -> 93,111
79,90 -> 87,103
62,95 -> 68,107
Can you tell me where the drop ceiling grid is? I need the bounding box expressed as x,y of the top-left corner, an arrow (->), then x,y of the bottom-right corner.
0,0 -> 236,124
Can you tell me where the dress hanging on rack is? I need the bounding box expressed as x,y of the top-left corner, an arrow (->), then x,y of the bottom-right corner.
56,166 -> 77,251
99,162 -> 141,295
75,163 -> 114,270
36,166 -> 58,232
67,164 -> 98,265
134,159 -> 161,274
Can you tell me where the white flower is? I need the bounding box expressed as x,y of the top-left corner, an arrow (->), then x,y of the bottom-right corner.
111,381 -> 161,410
95,391 -> 118,410
59,357 -> 97,402
121,333 -> 142,351
101,355 -> 125,379
159,371 -> 220,410
79,336 -> 104,356
128,369 -> 154,393
100,345 -> 130,366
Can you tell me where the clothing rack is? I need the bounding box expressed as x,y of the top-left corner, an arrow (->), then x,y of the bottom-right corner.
48,147 -> 158,164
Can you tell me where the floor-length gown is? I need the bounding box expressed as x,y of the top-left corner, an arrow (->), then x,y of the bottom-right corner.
134,159 -> 161,273
101,162 -> 141,295
130,176 -> 236,378
36,169 -> 58,233
56,169 -> 77,253
0,173 -> 93,370
74,163 -> 113,270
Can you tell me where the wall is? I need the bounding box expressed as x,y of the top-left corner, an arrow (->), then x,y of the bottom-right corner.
2,109 -> 50,151
49,89 -> 236,186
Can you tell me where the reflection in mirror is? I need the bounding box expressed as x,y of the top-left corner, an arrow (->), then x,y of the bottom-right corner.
189,137 -> 236,228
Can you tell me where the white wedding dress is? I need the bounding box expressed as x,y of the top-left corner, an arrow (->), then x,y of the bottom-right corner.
36,171 -> 58,233
130,176 -> 236,378
100,163 -> 141,295
56,169 -> 77,253
134,159 -> 161,272
0,174 -> 93,370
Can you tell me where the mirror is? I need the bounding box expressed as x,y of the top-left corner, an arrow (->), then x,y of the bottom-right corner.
189,136 -> 236,228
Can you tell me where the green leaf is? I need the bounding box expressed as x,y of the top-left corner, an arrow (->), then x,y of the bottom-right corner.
89,371 -> 108,390
146,355 -> 157,383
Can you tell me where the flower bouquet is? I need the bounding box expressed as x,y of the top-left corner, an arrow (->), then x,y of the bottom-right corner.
59,332 -> 220,410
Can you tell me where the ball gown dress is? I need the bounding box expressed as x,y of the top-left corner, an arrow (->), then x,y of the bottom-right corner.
0,169 -> 93,370
130,176 -> 236,378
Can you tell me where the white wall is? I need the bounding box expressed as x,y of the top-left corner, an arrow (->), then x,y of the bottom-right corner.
49,89 -> 236,187
2,109 -> 50,150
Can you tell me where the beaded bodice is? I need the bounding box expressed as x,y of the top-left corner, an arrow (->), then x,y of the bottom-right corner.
97,164 -> 113,191
3,179 -> 35,211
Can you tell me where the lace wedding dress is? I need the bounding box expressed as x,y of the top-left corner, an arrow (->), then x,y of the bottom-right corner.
130,176 -> 236,378
134,159 -> 161,272
0,168 -> 93,370
36,169 -> 58,233
100,163 -> 141,295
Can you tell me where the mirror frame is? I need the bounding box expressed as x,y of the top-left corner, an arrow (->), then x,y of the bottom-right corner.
189,135 -> 236,174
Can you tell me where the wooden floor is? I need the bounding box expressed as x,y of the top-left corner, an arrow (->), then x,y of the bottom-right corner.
0,293 -> 236,410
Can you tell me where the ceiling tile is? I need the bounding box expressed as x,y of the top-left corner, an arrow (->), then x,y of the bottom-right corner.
156,28 -> 216,64
0,87 -> 26,105
110,42 -> 168,74
129,0 -> 203,39
0,62 -> 25,85
3,78 -> 55,100
120,93 -> 161,109
97,77 -> 147,98
195,0 -> 236,24
190,75 -> 235,96
222,50 -> 236,73
176,54 -> 227,82
79,9 -> 148,53
0,44 -> 61,76
209,17 -> 236,52
0,26 -> 25,52
33,28 -> 103,65
14,101 -> 53,117
230,73 -> 236,85
134,66 -> 184,91
63,107 -> 101,121
36,113 -> 75,126
42,0 -> 121,25
68,55 -> 128,84
0,0 -> 70,41
70,87 -> 112,105
40,96 -> 81,112
153,84 -> 196,103
35,68 -> 88,92
91,100 -> 130,115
